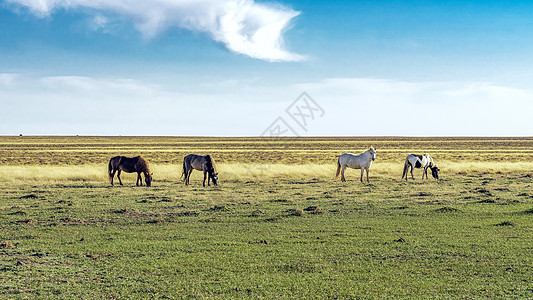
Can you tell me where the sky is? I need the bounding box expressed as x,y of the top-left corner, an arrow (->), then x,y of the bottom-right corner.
1,0 -> 532,136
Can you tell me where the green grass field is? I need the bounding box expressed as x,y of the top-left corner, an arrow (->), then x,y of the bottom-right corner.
1,136 -> 532,298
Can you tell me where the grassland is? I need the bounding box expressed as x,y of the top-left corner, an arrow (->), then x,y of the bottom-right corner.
0,136 -> 532,299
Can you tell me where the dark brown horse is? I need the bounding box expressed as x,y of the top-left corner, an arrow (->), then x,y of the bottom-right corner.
181,154 -> 218,187
108,156 -> 153,187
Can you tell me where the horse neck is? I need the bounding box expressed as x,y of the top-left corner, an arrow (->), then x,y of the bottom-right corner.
205,157 -> 215,171
137,160 -> 149,174
357,151 -> 371,164
365,151 -> 373,161
426,156 -> 434,167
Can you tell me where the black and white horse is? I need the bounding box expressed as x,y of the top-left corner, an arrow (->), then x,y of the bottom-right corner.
402,154 -> 439,181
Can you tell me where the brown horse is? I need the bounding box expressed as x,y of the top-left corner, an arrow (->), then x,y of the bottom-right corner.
108,156 -> 153,187
181,154 -> 218,187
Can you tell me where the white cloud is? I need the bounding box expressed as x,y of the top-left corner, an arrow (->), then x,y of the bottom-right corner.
6,0 -> 304,62
0,73 -> 19,86
90,14 -> 109,31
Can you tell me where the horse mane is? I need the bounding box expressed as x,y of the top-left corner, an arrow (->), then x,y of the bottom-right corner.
424,154 -> 436,167
137,156 -> 151,174
205,155 -> 216,172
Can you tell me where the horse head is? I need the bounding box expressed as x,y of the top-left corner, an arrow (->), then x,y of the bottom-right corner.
145,172 -> 153,187
369,146 -> 376,161
430,166 -> 440,180
210,172 -> 219,186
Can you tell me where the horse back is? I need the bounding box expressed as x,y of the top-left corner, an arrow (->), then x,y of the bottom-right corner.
407,154 -> 427,168
185,154 -> 207,171
111,156 -> 148,173
339,152 -> 368,169
109,156 -> 124,169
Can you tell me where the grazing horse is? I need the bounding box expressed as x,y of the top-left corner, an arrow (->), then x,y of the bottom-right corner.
108,156 -> 153,187
336,146 -> 377,183
181,154 -> 218,187
402,154 -> 439,181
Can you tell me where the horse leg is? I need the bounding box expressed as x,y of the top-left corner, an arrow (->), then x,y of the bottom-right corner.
110,170 -> 117,186
186,169 -> 192,185
202,170 -> 207,187
204,168 -> 211,186
360,169 -> 364,183
137,172 -> 142,186
341,166 -> 347,182
422,167 -> 427,180
366,168 -> 370,183
117,170 -> 123,186
410,166 -> 415,180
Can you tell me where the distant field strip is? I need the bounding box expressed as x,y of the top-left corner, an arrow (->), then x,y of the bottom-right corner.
1,136 -> 532,165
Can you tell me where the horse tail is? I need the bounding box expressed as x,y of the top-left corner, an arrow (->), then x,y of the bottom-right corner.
180,159 -> 186,180
402,156 -> 409,179
336,157 -> 341,178
108,158 -> 114,183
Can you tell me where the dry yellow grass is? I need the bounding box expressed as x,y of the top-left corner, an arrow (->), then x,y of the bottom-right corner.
2,161 -> 532,184
1,165 -> 105,183
1,136 -> 531,184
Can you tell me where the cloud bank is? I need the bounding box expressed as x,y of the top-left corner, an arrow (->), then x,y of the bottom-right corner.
2,74 -> 532,136
6,0 -> 304,62
297,78 -> 533,136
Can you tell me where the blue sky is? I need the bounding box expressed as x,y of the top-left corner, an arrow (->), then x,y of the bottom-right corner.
1,0 -> 532,136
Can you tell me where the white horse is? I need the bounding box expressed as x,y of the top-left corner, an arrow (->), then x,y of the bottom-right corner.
336,146 -> 376,182
402,154 -> 439,181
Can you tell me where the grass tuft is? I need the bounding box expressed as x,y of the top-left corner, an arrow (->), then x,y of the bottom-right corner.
287,208 -> 304,217
495,221 -> 516,226
478,199 -> 496,203
0,241 -> 16,249
208,205 -> 228,212
523,208 -> 533,214
435,206 -> 461,213
303,205 -> 322,214
250,210 -> 263,217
